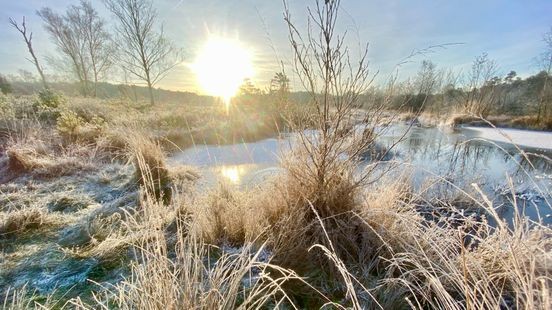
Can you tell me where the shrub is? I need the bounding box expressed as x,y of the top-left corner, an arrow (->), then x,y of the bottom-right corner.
33,89 -> 65,122
56,110 -> 85,140
0,93 -> 8,115
0,74 -> 12,95
66,98 -> 117,123
56,110 -> 107,143
35,88 -> 65,109
89,115 -> 107,130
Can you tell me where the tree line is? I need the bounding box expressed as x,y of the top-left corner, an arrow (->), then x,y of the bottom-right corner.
7,0 -> 179,105
375,29 -> 552,124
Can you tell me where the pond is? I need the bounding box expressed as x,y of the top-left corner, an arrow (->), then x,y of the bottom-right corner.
171,124 -> 552,225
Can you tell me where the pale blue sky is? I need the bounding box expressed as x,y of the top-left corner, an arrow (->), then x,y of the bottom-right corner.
1,0 -> 551,92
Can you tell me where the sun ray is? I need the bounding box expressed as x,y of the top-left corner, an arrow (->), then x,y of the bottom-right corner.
192,36 -> 253,112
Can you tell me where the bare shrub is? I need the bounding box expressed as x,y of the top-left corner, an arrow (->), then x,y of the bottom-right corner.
266,0 -> 391,273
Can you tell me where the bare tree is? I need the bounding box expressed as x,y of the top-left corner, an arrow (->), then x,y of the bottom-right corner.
67,1 -> 114,97
416,60 -> 439,95
9,17 -> 48,88
270,72 -> 290,94
104,0 -> 179,105
270,71 -> 291,114
38,7 -> 90,96
38,2 -> 112,97
0,74 -> 12,95
436,68 -> 462,112
462,53 -> 499,116
407,60 -> 442,112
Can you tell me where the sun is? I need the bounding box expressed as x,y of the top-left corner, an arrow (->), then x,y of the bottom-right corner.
192,37 -> 254,110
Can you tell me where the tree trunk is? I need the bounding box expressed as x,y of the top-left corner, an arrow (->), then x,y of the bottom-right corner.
94,75 -> 98,98
538,75 -> 549,123
146,68 -> 155,105
147,81 -> 155,105
22,23 -> 47,88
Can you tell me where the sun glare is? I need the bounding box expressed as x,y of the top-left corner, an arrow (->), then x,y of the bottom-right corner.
192,37 -> 254,111
220,166 -> 243,184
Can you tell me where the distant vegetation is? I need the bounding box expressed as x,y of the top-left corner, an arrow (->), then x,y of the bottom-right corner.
0,74 -> 11,95
378,55 -> 552,129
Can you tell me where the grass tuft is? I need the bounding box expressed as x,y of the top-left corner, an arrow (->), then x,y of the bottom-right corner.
0,207 -> 51,237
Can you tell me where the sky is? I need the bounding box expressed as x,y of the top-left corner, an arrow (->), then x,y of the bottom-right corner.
0,0 -> 551,94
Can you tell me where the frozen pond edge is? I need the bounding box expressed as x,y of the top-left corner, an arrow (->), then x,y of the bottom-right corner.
462,126 -> 552,150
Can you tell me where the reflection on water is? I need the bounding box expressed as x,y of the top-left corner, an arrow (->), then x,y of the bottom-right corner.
170,137 -> 290,188
171,137 -> 286,166
376,125 -> 552,225
220,166 -> 244,184
378,125 -> 552,187
171,125 -> 552,223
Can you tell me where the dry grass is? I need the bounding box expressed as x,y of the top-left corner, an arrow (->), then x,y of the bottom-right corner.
447,112 -> 552,130
511,115 -> 552,130
64,163 -> 197,263
1,116 -> 98,179
58,183 -> 305,309
6,143 -> 95,178
2,285 -> 59,310
126,132 -> 172,202
68,225 -> 299,309
2,157 -> 551,309
0,207 -> 52,237
446,113 -> 485,128
375,202 -> 551,309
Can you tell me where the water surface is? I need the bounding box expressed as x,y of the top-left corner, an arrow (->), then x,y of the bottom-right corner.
171,125 -> 552,224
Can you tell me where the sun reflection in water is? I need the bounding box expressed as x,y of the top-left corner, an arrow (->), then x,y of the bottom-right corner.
220,166 -> 243,184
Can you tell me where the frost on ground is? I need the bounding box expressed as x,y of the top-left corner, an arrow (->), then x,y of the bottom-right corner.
463,126 -> 552,150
